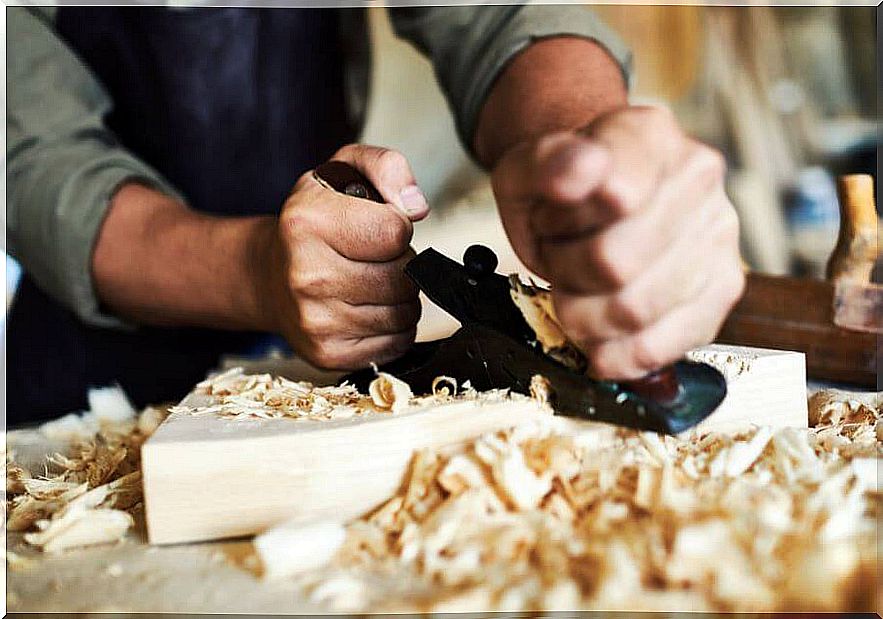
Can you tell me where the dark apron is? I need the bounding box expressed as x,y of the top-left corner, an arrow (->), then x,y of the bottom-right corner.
6,7 -> 356,424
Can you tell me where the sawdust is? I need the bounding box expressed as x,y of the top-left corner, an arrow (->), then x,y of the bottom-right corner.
5,394 -> 168,553
171,367 -> 374,420
6,374 -> 880,612
282,389 -> 880,613
171,367 -> 521,422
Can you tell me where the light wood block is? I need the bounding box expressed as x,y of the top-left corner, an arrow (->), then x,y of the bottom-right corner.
688,344 -> 808,434
142,397 -> 561,545
142,344 -> 807,545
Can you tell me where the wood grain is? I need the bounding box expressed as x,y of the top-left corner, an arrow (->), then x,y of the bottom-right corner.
142,344 -> 808,546
142,397 -> 564,545
717,274 -> 879,386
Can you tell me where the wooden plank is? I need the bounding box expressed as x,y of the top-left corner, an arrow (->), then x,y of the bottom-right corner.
687,344 -> 807,434
142,397 -> 568,545
142,344 -> 807,546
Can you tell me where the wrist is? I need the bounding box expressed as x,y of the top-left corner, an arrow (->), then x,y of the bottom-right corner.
242,215 -> 288,334
474,36 -> 628,167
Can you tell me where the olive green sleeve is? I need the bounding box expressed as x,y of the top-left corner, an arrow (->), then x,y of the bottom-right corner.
6,8 -> 184,328
388,4 -> 633,160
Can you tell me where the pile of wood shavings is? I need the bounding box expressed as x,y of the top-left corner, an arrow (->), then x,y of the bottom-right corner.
287,391 -> 880,613
170,366 -> 504,420
5,402 -> 168,555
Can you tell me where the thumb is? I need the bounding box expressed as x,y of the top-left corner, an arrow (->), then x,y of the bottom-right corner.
332,144 -> 430,222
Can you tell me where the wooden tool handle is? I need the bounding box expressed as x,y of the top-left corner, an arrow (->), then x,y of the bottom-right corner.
313,161 -> 384,203
825,174 -> 879,284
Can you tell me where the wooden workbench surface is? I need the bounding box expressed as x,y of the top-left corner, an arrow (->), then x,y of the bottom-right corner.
5,426 -> 322,614
6,377 -> 880,613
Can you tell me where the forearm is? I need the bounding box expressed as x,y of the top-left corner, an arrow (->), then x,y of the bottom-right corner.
92,183 -> 279,331
473,36 -> 628,167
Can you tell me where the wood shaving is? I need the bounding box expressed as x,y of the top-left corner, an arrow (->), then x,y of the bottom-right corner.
369,372 -> 414,413
171,367 -> 373,420
37,385 -> 137,441
255,519 -> 347,579
283,389 -> 880,613
529,375 -> 553,408
509,276 -> 587,372
431,376 -> 458,397
172,368 -> 524,422
6,401 -> 168,553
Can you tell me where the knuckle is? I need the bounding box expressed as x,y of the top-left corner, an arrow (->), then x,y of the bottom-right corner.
287,170 -> 315,198
630,334 -> 663,373
608,290 -> 648,332
374,147 -> 408,173
555,296 -> 597,344
562,317 -> 592,348
537,132 -> 561,151
310,340 -> 347,369
298,309 -> 334,338
401,301 -> 422,328
627,105 -> 675,133
595,178 -> 638,218
535,131 -> 571,158
333,143 -> 360,160
392,328 -> 417,351
288,268 -> 330,297
691,145 -> 727,186
374,214 -> 412,254
283,207 -> 319,238
646,104 -> 677,127
725,266 -> 747,306
720,205 -> 741,242
587,236 -> 631,288
586,346 -> 617,380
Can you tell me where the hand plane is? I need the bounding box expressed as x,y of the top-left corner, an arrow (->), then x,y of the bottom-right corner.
315,161 -> 727,434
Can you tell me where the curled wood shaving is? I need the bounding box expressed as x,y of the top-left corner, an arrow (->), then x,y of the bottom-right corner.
24,507 -> 133,554
282,389 -> 880,613
529,375 -> 553,408
431,376 -> 458,397
508,275 -> 568,351
369,372 -> 413,413
6,458 -> 31,495
509,276 -> 586,372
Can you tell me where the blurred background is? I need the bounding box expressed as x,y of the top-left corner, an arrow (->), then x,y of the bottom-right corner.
4,5 -> 878,338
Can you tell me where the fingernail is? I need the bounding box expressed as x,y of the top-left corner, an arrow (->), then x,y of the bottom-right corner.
399,185 -> 429,218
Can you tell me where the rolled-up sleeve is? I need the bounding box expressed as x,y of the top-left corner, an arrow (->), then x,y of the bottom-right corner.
389,4 -> 632,159
6,8 -> 184,328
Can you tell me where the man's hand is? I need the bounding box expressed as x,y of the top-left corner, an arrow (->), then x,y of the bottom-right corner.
94,144 -> 428,371
261,145 -> 429,369
492,106 -> 745,380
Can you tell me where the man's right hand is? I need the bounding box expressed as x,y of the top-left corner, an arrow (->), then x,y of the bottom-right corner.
261,144 -> 430,369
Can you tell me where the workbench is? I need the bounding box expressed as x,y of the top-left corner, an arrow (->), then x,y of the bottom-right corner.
6,374 -> 880,613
